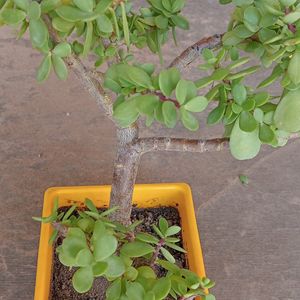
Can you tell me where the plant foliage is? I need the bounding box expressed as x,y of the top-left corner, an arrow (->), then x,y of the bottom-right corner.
1,0 -> 300,160
34,199 -> 215,299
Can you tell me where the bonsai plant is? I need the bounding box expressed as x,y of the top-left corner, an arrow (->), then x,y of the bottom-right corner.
1,0 -> 300,298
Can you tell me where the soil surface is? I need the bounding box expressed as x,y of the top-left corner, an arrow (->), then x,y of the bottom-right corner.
51,206 -> 186,300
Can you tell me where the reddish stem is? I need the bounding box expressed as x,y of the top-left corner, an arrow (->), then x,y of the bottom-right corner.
285,7 -> 297,33
154,92 -> 181,108
150,239 -> 165,266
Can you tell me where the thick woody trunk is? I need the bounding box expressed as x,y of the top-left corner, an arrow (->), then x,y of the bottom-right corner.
109,126 -> 141,224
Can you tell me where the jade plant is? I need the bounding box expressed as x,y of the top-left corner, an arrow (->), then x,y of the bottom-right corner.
2,0 -> 300,298
34,199 -> 215,299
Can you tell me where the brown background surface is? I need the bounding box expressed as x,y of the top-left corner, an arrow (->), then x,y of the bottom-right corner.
1,1 -> 300,299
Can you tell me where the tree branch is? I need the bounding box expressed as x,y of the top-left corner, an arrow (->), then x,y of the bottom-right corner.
169,33 -> 224,71
138,137 -> 229,154
43,16 -> 115,123
137,133 -> 300,154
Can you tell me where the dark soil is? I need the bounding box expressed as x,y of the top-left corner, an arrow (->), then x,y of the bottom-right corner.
51,206 -> 187,300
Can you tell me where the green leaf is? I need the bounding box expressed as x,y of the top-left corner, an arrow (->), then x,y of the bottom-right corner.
152,224 -> 164,238
159,68 -> 180,97
227,57 -> 250,70
124,266 -> 138,281
210,68 -> 230,81
226,66 -> 260,80
28,2 -> 41,20
113,98 -> 139,127
85,198 -> 98,213
171,14 -> 189,30
121,1 -> 130,47
232,83 -> 247,105
257,66 -> 282,88
52,54 -> 68,80
195,76 -> 214,89
93,233 -> 118,261
157,259 -> 180,273
121,241 -> 154,257
232,103 -> 242,114
162,101 -> 178,128
53,42 -> 72,57
155,15 -> 168,29
230,118 -> 261,160
280,0 -> 297,6
41,0 -> 61,13
283,11 -> 300,23
126,65 -> 153,88
222,31 -> 243,47
136,267 -> 156,283
233,24 -> 253,38
13,0 -> 30,11
78,218 -> 94,233
49,229 -> 58,245
204,295 -> 216,300
36,54 -> 52,82
74,0 -> 94,12
244,6 -> 261,28
92,261 -> 108,277
17,20 -> 29,39
29,19 -> 48,48
72,266 -> 94,293
52,17 -> 74,33
159,217 -> 168,234
97,14 -> 113,33
165,242 -> 186,253
106,278 -> 122,300
76,248 -> 94,267
161,247 -> 175,263
136,233 -> 159,244
83,21 -> 93,57
184,96 -> 208,112
165,225 -> 181,236
259,124 -> 275,143
274,89 -> 300,132
144,292 -> 156,300
207,104 -> 226,125
1,8 -> 26,25
202,48 -> 215,62
55,5 -> 100,22
152,278 -> 172,300
96,0 -> 113,13
288,51 -> 300,85
126,282 -> 145,300
254,92 -> 269,106
239,174 -> 249,185
104,255 -> 126,278
239,111 -> 257,132
181,108 -> 199,131
175,79 -> 197,104
253,108 -> 264,123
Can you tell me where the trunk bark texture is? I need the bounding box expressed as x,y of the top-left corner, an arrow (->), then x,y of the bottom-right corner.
109,126 -> 141,224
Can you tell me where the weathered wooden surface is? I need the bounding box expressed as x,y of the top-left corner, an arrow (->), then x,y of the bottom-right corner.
1,1 -> 300,299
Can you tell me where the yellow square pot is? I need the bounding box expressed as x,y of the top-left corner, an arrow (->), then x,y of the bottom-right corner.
34,183 -> 206,299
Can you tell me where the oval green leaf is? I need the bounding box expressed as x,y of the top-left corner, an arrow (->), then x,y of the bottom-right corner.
120,241 -> 154,257
274,89 -> 300,132
36,54 -> 52,82
72,266 -> 94,293
230,118 -> 261,160
52,54 -> 68,80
